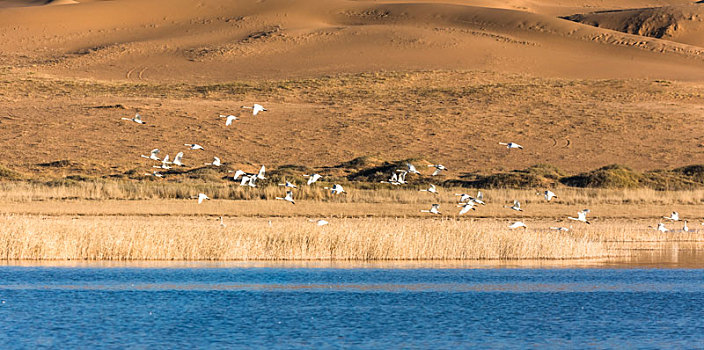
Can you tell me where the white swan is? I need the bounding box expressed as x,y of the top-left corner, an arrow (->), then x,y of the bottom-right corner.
141,149 -> 160,161
543,190 -> 558,201
303,173 -> 322,185
458,202 -> 476,215
325,184 -> 345,195
220,114 -> 239,126
197,193 -> 210,204
474,191 -> 486,205
184,144 -> 204,151
153,155 -> 172,169
231,170 -> 247,181
278,181 -> 297,188
655,223 -> 668,232
420,204 -> 441,215
428,164 -> 447,176
419,184 -> 439,195
242,104 -> 267,116
509,221 -> 527,229
172,152 -> 185,166
568,209 -> 591,224
506,200 -> 522,212
380,172 -> 400,185
308,219 -> 329,226
663,212 -> 680,221
204,157 -> 221,167
455,193 -> 471,203
121,113 -> 145,124
396,170 -> 408,184
256,165 -> 266,180
275,190 -> 295,205
499,142 -> 523,150
406,163 -> 421,175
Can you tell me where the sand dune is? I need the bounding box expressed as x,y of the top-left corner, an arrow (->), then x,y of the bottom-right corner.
1,0 -> 704,81
565,3 -> 704,47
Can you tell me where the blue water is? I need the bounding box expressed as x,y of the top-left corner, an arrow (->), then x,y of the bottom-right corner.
1,265 -> 703,349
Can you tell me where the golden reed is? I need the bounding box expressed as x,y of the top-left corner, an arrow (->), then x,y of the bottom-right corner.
0,216 -> 611,261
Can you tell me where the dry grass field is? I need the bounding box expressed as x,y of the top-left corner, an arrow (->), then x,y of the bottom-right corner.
0,185 -> 700,261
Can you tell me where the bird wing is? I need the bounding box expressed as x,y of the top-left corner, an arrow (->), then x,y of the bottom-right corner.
257,165 -> 266,179
174,152 -> 183,165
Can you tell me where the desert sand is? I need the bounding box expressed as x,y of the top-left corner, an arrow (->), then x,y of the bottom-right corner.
1,0 -> 703,177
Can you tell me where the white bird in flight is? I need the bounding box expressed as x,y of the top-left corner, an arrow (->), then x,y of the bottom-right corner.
458,202 -> 476,215
204,157 -> 221,167
184,144 -> 204,151
197,193 -> 210,204
543,190 -> 558,201
509,221 -> 527,229
663,212 -> 680,221
568,209 -> 591,224
419,184 -> 439,195
220,114 -> 239,126
655,223 -> 668,232
275,190 -> 295,205
256,165 -> 266,180
172,152 -> 185,167
380,172 -> 401,185
309,219 -> 329,226
455,193 -> 472,203
421,204 -> 441,215
121,113 -> 145,124
231,170 -> 247,181
242,104 -> 267,116
278,181 -> 297,188
395,170 -> 408,184
506,200 -> 523,212
239,175 -> 257,187
499,142 -> 523,150
406,163 -> 421,175
153,155 -> 172,170
303,174 -> 322,185
325,184 -> 345,195
141,149 -> 160,161
428,164 -> 447,176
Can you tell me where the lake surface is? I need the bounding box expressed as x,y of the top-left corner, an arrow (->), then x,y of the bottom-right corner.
1,256 -> 704,349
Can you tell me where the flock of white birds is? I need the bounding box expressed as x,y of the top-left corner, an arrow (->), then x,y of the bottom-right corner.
125,107 -> 699,232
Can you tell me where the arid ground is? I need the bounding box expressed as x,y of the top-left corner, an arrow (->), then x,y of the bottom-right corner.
1,0 -> 703,260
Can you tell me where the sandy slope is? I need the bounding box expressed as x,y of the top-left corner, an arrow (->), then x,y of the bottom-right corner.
1,0 -> 703,178
2,0 -> 704,82
565,4 -> 704,47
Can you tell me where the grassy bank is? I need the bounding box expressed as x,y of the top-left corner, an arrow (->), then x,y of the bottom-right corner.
0,216 -> 611,261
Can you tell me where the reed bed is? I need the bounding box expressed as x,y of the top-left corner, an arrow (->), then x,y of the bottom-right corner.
0,181 -> 703,205
0,216 -> 612,261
